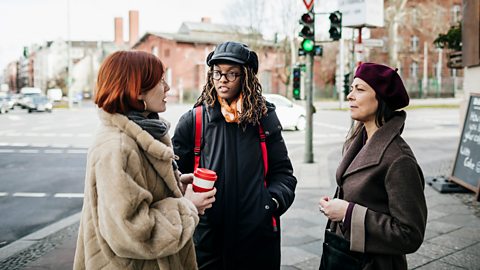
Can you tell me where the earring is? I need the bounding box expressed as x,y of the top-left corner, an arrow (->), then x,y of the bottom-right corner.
142,100 -> 147,111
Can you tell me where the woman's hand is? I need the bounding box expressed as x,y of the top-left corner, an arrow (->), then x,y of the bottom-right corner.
184,184 -> 216,215
179,173 -> 194,194
319,196 -> 349,222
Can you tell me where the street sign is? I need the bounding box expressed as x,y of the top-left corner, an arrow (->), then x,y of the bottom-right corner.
302,0 -> 314,11
363,39 -> 384,47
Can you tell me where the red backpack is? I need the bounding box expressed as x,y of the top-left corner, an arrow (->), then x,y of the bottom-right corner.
193,105 -> 277,231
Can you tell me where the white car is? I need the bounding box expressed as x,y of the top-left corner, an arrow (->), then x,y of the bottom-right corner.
264,94 -> 306,131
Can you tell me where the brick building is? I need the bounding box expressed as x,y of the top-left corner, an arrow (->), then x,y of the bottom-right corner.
366,0 -> 463,97
132,18 -> 286,102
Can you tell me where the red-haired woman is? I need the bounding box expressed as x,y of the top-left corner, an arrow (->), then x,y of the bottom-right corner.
73,50 -> 215,270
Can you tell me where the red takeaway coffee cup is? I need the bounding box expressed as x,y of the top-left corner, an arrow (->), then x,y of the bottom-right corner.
193,168 -> 217,192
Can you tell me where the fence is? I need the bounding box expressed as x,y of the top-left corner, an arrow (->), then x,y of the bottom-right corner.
404,77 -> 463,98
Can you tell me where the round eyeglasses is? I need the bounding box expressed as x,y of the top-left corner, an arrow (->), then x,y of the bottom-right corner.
212,70 -> 242,82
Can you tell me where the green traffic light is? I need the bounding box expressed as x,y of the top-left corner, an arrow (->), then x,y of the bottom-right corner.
302,39 -> 315,52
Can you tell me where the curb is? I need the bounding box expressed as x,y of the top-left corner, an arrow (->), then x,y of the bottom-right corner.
0,212 -> 81,261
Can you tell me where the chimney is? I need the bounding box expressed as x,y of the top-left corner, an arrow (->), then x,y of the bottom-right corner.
201,17 -> 211,23
114,17 -> 124,45
129,10 -> 139,47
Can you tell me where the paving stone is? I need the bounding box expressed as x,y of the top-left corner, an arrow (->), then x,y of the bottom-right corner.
296,240 -> 323,257
414,260 -> 467,270
416,241 -> 456,259
463,243 -> 480,257
280,246 -> 318,266
426,194 -> 463,207
427,209 -> 451,221
293,257 -> 320,270
425,220 -> 461,234
282,233 -> 318,246
282,218 -> 318,229
280,266 -> 300,270
423,229 -> 442,241
406,253 -> 435,269
429,204 -> 474,215
429,233 -> 478,250
447,227 -> 480,241
435,214 -> 480,227
439,250 -> 480,270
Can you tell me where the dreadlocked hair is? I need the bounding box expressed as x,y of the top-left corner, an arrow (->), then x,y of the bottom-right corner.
195,65 -> 268,127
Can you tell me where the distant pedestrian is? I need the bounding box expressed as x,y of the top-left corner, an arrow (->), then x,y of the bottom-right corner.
172,41 -> 297,269
318,63 -> 427,270
73,50 -> 215,270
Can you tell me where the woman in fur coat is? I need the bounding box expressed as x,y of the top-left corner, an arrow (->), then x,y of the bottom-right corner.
74,50 -> 215,270
318,63 -> 427,270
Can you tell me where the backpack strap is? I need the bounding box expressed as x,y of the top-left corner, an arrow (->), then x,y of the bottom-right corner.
259,125 -> 277,231
193,105 -> 202,171
259,125 -> 268,179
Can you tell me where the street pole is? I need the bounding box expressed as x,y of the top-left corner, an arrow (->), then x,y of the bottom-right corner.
67,0 -> 73,109
304,52 -> 314,163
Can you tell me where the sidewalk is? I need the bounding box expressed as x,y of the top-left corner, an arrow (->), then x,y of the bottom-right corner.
1,102 -> 480,269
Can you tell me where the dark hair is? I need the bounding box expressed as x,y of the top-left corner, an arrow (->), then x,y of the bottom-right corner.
94,50 -> 164,114
344,96 -> 395,148
195,64 -> 267,126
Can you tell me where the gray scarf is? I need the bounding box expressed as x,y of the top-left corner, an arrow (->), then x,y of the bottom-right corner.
126,110 -> 169,141
126,110 -> 178,171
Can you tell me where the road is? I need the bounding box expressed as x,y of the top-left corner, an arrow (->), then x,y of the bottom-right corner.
0,101 -> 461,248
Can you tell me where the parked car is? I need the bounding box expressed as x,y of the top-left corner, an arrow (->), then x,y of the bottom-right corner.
264,94 -> 306,131
26,95 -> 53,113
18,87 -> 42,108
46,88 -> 63,102
0,93 -> 16,109
0,97 -> 10,114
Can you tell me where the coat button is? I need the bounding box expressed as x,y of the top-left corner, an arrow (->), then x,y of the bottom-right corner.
265,205 -> 270,210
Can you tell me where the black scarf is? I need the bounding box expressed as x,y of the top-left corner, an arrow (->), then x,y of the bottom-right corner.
126,110 -> 178,171
126,110 -> 169,141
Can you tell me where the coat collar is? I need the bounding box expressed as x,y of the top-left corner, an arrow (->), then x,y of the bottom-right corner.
97,109 -> 175,161
336,111 -> 407,182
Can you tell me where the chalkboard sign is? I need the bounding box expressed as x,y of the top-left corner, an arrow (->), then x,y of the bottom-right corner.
450,93 -> 480,200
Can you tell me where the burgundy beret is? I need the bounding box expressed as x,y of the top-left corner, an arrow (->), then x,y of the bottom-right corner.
354,62 -> 409,110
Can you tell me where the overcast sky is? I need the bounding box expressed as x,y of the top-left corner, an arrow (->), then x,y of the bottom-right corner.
0,0 -> 339,74
0,0 -> 232,71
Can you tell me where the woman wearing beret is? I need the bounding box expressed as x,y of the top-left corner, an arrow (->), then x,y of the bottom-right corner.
173,41 -> 297,269
318,63 -> 427,270
74,51 -> 215,270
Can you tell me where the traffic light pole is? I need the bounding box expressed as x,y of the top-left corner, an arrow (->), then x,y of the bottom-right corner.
304,52 -> 314,163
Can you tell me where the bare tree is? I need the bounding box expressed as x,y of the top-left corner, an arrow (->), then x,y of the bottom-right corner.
385,0 -> 408,67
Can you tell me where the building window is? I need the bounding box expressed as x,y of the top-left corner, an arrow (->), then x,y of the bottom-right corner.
152,46 -> 159,57
410,36 -> 419,52
410,62 -> 418,78
411,7 -> 418,25
451,5 -> 461,24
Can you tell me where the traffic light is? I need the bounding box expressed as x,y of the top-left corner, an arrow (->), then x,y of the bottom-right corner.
299,12 -> 315,53
292,67 -> 301,100
329,11 -> 342,41
343,73 -> 351,100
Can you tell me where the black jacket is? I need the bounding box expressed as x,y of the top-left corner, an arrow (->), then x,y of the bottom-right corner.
173,101 -> 297,270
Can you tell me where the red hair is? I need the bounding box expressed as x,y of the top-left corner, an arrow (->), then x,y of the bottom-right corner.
94,50 -> 164,114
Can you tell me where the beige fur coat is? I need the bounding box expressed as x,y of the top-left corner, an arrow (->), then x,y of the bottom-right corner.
73,109 -> 199,270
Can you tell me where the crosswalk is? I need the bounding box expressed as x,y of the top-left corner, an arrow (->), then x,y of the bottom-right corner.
0,142 -> 88,154
0,192 -> 84,198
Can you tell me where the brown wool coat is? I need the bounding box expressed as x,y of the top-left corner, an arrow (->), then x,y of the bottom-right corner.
73,109 -> 199,270
332,111 -> 427,270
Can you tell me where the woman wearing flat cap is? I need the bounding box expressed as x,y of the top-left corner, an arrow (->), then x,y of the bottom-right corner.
318,63 -> 427,270
173,41 -> 297,269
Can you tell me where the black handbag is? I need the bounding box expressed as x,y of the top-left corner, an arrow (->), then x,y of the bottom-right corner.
319,227 -> 365,270
319,188 -> 366,270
